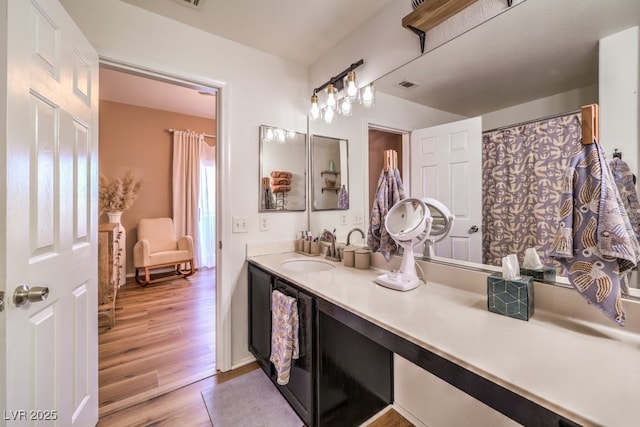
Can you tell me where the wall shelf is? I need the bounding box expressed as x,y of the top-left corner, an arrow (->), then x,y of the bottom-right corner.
402,0 -> 479,53
321,187 -> 340,194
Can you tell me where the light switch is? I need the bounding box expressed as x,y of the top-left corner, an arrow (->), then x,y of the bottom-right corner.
232,216 -> 249,233
340,213 -> 347,225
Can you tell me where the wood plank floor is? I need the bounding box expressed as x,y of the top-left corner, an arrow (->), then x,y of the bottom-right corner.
99,359 -> 413,427
98,267 -> 216,417
98,266 -> 413,426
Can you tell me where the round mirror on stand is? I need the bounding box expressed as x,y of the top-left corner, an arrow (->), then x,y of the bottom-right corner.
375,198 -> 431,291
422,197 -> 454,259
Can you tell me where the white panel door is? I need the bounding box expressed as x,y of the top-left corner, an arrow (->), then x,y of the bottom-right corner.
410,117 -> 482,263
1,0 -> 99,425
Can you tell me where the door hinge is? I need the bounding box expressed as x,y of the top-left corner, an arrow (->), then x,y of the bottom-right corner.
0,291 -> 4,312
218,241 -> 222,250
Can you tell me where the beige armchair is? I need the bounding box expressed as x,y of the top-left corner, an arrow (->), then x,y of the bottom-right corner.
133,217 -> 195,286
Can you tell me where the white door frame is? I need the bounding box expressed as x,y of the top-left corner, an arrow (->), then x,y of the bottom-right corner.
365,121 -> 412,227
98,56 -> 232,372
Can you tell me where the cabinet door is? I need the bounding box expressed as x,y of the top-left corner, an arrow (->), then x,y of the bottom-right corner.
274,280 -> 314,425
318,310 -> 392,427
248,264 -> 273,374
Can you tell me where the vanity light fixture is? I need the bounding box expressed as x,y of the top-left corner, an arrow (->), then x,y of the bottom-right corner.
310,93 -> 320,120
361,83 -> 375,108
309,59 -> 375,123
345,70 -> 358,100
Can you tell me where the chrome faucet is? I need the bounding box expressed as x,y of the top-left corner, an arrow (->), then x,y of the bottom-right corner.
346,227 -> 365,246
321,229 -> 341,261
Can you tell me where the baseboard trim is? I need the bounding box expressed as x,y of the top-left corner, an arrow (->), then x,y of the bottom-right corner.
230,355 -> 257,371
392,403 -> 428,427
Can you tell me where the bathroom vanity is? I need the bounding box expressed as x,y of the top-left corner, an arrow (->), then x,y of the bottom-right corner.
248,262 -> 392,426
248,251 -> 640,427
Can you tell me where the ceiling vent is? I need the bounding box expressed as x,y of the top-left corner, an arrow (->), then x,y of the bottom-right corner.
172,0 -> 206,9
396,80 -> 421,90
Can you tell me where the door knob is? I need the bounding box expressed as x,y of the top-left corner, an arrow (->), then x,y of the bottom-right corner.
468,225 -> 479,234
13,285 -> 49,307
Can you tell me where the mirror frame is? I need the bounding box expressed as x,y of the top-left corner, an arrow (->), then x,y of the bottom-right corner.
258,125 -> 307,212
310,134 -> 349,211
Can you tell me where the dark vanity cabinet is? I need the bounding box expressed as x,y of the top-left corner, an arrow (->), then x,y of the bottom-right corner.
248,264 -> 274,374
248,262 -> 393,427
317,311 -> 392,427
248,263 -> 315,426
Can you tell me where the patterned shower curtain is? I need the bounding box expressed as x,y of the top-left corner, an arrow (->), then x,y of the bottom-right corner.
482,113 -> 581,271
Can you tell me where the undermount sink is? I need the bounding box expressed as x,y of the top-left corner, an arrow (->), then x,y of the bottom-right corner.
280,258 -> 335,272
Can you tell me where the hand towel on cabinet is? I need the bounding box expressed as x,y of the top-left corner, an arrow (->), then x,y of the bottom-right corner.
550,140 -> 640,325
269,290 -> 299,385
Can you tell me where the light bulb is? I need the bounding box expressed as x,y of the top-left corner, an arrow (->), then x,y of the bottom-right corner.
339,97 -> 352,116
361,84 -> 375,108
275,128 -> 285,142
324,107 -> 334,123
264,128 -> 274,141
326,84 -> 337,110
310,94 -> 320,120
345,71 -> 358,99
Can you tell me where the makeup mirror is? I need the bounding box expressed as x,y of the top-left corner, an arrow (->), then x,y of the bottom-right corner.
376,198 -> 430,292
422,198 -> 454,259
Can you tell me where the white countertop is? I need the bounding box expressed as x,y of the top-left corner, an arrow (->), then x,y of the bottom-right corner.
248,251 -> 640,427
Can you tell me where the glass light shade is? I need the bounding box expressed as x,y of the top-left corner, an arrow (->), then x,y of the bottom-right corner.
345,71 -> 358,99
339,97 -> 352,116
310,94 -> 320,120
264,127 -> 274,141
326,84 -> 337,110
275,128 -> 285,142
324,107 -> 334,123
361,83 -> 375,108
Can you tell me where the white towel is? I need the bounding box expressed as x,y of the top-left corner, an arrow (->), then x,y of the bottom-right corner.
269,290 -> 299,385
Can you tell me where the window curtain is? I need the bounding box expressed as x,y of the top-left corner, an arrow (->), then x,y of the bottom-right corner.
481,113 -> 581,271
172,130 -> 204,268
199,143 -> 216,268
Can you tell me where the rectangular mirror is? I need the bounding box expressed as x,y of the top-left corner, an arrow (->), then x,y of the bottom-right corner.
259,125 -> 307,211
311,135 -> 349,211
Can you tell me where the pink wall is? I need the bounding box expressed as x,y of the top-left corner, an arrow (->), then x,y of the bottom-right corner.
99,100 -> 216,276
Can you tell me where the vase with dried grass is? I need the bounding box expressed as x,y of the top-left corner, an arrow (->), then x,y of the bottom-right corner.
99,170 -> 142,286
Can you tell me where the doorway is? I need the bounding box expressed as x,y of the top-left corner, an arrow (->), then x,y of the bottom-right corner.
367,126 -> 411,223
97,63 -> 219,416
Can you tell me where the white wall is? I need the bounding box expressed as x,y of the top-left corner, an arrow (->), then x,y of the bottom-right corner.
308,93 -> 464,242
310,0 -> 526,97
481,85 -> 598,131
599,26 -> 640,175
59,0 -> 309,368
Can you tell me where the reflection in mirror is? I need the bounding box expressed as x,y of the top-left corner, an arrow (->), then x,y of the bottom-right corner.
259,125 -> 306,212
422,198 -> 454,259
311,135 -> 349,211
369,0 -> 640,297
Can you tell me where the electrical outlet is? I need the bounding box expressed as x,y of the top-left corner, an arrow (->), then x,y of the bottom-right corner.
354,212 -> 364,224
232,216 -> 249,233
340,212 -> 347,225
259,216 -> 269,231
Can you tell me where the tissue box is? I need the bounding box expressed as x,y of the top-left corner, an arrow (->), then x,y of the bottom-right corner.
487,273 -> 534,321
519,266 -> 556,282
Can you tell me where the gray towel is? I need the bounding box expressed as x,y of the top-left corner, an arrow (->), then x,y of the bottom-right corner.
550,140 -> 640,325
367,168 -> 405,261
